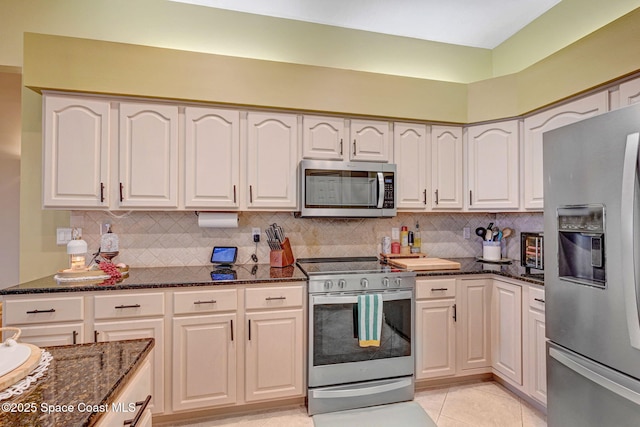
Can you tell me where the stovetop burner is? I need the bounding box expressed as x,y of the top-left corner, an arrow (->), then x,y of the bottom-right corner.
296,256 -> 404,276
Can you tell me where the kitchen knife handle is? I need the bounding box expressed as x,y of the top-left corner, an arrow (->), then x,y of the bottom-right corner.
249,185 -> 253,203
453,304 -> 457,322
119,182 -> 124,202
434,189 -> 438,205
233,185 -> 237,203
100,182 -> 105,203
340,138 -> 343,155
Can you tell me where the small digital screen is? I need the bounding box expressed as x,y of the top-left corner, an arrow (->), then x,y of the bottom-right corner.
210,246 -> 238,265
211,270 -> 237,281
385,177 -> 393,183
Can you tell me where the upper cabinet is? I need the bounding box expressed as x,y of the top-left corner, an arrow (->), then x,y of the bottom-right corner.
350,119 -> 391,162
118,102 -> 179,209
466,120 -> 520,210
522,92 -> 608,210
617,77 -> 640,108
43,94 -> 111,208
431,126 -> 464,210
302,115 -> 345,160
245,112 -> 298,210
184,107 -> 240,209
394,123 -> 429,210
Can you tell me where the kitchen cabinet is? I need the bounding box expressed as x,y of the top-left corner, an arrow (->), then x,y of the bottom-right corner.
415,278 -> 456,379
118,102 -> 179,209
522,92 -> 608,209
466,120 -> 520,210
457,278 -> 492,372
618,77 -> 640,108
246,112 -> 299,209
93,292 -> 166,414
2,295 -> 86,346
42,93 -> 110,208
525,286 -> 547,406
171,288 -> 238,412
394,123 -> 429,210
244,285 -> 304,402
491,279 -> 522,385
431,125 -> 464,210
302,115 -> 346,160
184,107 -> 240,209
349,118 -> 391,162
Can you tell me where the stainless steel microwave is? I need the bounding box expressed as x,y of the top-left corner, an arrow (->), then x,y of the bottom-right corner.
299,160 -> 397,218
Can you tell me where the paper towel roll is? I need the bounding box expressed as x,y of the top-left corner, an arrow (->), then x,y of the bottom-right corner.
197,212 -> 239,228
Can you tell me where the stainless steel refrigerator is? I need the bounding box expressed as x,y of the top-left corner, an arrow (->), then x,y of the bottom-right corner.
544,103 -> 640,426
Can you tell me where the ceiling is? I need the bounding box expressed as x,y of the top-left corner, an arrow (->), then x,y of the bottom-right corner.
169,0 -> 562,49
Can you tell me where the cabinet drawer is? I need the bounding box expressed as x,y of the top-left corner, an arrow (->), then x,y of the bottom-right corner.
94,293 -> 164,319
528,286 -> 546,312
245,286 -> 304,310
4,296 -> 84,325
173,289 -> 237,314
416,278 -> 456,299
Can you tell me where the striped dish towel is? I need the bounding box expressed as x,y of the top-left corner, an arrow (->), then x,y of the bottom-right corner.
358,294 -> 383,347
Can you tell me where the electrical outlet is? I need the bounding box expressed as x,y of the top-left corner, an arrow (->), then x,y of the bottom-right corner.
56,228 -> 73,245
100,223 -> 111,235
252,227 -> 261,243
463,227 -> 470,239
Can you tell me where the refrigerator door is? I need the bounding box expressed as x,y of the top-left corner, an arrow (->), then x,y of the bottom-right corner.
543,104 -> 640,379
547,343 -> 640,427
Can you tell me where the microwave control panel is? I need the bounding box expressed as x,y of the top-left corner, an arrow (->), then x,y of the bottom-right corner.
383,175 -> 395,208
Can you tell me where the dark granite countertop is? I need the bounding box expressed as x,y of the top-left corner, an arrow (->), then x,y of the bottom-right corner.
0,338 -> 154,427
1,264 -> 307,295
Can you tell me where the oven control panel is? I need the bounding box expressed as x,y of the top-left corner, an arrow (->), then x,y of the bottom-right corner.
310,273 -> 415,294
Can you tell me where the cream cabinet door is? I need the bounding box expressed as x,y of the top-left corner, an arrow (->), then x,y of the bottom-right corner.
457,278 -> 491,372
172,313 -> 237,411
302,115 -> 345,160
394,123 -> 429,210
415,299 -> 456,379
94,318 -> 165,414
526,287 -> 547,406
349,119 -> 391,162
15,323 -> 84,347
618,77 -> 640,108
523,92 -> 607,209
491,280 -> 522,385
431,125 -> 463,210
184,107 -> 240,209
245,309 -> 304,402
246,112 -> 298,209
119,102 -> 179,208
42,94 -> 110,208
466,120 -> 520,210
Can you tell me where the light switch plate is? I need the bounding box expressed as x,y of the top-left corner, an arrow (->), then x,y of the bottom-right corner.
56,228 -> 73,245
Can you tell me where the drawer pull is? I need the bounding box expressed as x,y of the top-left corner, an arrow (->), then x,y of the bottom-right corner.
124,394 -> 152,426
26,308 -> 56,314
94,331 -> 99,343
265,296 -> 286,301
534,298 -> 546,304
115,304 -> 141,309
194,300 -> 216,305
230,319 -> 234,341
431,288 -> 449,292
453,303 -> 457,322
73,330 -> 78,345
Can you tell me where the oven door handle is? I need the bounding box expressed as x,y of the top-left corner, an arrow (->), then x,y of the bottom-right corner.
311,290 -> 413,305
311,377 -> 413,399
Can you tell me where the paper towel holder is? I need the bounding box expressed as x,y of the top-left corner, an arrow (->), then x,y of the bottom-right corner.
196,211 -> 239,228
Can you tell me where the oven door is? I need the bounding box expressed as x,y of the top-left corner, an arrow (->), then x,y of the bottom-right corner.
309,290 -> 414,388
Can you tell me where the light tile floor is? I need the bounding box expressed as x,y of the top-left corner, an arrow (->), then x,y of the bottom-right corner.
157,380 -> 547,427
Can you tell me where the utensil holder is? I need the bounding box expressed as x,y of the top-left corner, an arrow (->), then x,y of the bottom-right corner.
270,237 -> 295,268
482,240 -> 502,261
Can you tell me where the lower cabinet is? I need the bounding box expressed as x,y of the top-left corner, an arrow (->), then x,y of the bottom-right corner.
457,278 -> 492,372
525,286 -> 547,406
491,280 -> 522,385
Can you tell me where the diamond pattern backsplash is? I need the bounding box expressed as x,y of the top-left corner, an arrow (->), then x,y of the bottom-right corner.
70,211 -> 543,267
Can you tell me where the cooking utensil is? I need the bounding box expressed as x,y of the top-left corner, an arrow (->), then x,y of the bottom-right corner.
475,227 -> 487,239
487,222 -> 494,231
501,228 -> 513,239
485,229 -> 493,241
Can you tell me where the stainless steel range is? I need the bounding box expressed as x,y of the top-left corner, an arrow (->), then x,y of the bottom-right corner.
297,256 -> 416,415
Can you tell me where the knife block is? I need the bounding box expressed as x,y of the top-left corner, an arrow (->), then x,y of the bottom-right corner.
270,237 -> 295,268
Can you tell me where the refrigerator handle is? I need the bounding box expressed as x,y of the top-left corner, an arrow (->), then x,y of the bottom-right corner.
621,132 -> 640,350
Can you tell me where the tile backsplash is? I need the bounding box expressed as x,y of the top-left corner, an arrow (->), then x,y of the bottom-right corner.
70,211 -> 543,268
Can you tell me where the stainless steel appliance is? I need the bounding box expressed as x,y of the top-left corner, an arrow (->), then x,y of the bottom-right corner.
298,160 -> 397,217
543,103 -> 640,426
297,257 -> 416,415
521,232 -> 544,273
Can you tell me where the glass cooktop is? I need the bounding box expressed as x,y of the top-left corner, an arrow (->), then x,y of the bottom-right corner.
296,257 -> 406,276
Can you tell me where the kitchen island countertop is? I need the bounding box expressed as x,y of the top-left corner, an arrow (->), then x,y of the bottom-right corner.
0,338 -> 154,427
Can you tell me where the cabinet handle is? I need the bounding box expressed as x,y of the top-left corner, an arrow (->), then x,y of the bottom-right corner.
534,298 -> 546,304
119,182 -> 124,202
115,304 -> 141,309
94,330 -> 99,343
424,189 -> 428,205
26,308 -> 55,314
340,138 -> 343,155
100,182 -> 105,203
249,185 -> 253,203
431,288 -> 448,292
72,330 -> 78,345
453,304 -> 457,322
265,296 -> 286,301
248,319 -> 251,341
434,189 -> 439,205
194,300 -> 216,305
230,319 -> 234,341
469,190 -> 473,206
233,185 -> 237,203
124,394 -> 152,426
353,139 -> 356,156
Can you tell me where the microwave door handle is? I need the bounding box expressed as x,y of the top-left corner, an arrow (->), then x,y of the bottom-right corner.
621,132 -> 640,350
377,172 -> 384,208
